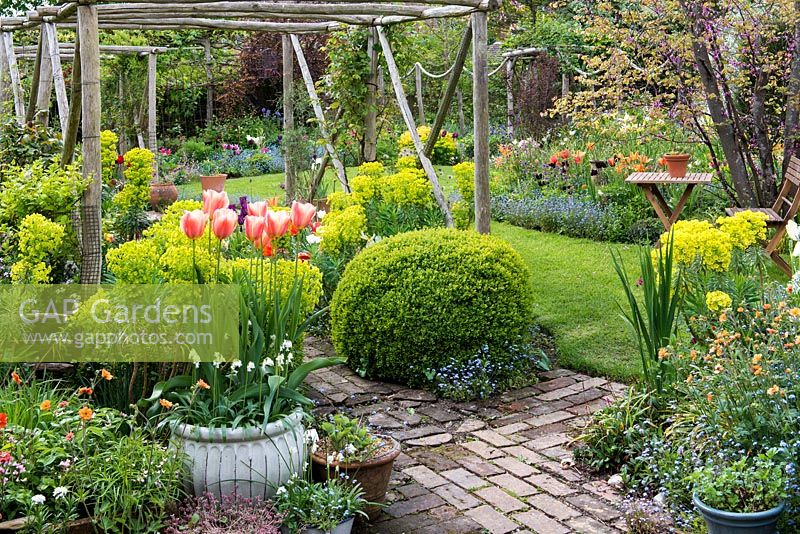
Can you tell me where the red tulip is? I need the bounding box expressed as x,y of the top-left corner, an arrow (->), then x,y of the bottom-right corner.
0,412 -> 7,430
310,221 -> 321,233
116,155 -> 124,165
202,190 -> 229,217
244,215 -> 265,243
248,201 -> 269,217
211,208 -> 238,240
291,201 -> 317,230
549,154 -> 559,165
180,210 -> 208,240
265,210 -> 291,238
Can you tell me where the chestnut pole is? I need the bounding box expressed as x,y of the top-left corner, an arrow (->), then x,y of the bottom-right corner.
424,20 -> 471,158
44,23 -> 70,133
363,27 -> 379,162
472,10 -> 490,234
2,32 -> 26,123
78,0 -> 103,284
376,26 -> 453,227
61,32 -> 81,166
147,51 -> 157,150
282,34 -> 296,201
25,29 -> 44,123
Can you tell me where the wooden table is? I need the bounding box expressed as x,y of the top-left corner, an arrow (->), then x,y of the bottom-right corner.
625,172 -> 713,231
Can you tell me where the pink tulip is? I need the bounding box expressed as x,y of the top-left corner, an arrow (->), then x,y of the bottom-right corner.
180,210 -> 208,240
265,210 -> 291,238
244,215 -> 265,243
248,201 -> 269,218
211,208 -> 238,240
202,190 -> 229,217
291,201 -> 317,230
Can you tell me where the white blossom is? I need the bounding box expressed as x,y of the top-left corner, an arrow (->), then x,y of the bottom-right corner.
31,494 -> 46,505
53,487 -> 69,499
306,234 -> 321,245
316,210 -> 326,220
246,361 -> 255,372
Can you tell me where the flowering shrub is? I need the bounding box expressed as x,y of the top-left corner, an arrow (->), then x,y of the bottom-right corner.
398,125 -> 459,165
114,148 -> 155,212
10,214 -> 65,284
331,228 -> 534,393
0,160 -> 88,225
100,130 -> 119,185
318,205 -> 367,256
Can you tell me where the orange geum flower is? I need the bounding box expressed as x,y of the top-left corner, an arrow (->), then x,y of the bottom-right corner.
714,364 -> 724,374
58,401 -> 68,408
11,371 -> 22,385
767,385 -> 780,396
159,398 -> 174,410
707,393 -> 713,402
196,379 -> 211,390
737,307 -> 745,313
752,364 -> 763,375
752,354 -> 763,364
39,400 -> 51,411
101,369 -> 113,381
685,374 -> 694,384
78,406 -> 94,421
78,387 -> 93,396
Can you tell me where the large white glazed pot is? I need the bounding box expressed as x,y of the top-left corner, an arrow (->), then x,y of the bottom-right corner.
173,409 -> 306,499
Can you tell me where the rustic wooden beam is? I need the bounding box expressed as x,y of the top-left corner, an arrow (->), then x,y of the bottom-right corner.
61,32 -> 81,165
2,32 -> 25,123
70,18 -> 341,33
290,34 -> 349,192
18,44 -> 173,54
25,29 -> 44,123
36,29 -> 54,127
147,51 -> 157,150
0,40 -> 7,106
415,63 -> 425,125
282,34 -> 296,202
472,11 -> 490,233
78,0 -> 103,284
376,26 -> 453,227
363,27 -> 379,162
101,0 -> 492,7
506,57 -> 514,140
43,23 -> 70,132
424,20 -> 471,158
94,2 -> 434,17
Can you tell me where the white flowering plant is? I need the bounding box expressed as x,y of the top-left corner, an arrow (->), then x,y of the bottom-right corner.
143,268 -> 343,430
314,413 -> 381,464
273,475 -> 366,532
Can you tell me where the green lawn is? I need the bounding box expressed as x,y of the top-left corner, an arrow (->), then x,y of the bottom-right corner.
177,166 -> 456,202
494,222 -> 642,382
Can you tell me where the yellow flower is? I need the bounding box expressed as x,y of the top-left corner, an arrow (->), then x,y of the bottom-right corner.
716,211 -> 768,250
767,385 -> 780,396
39,399 -> 51,411
706,291 -> 732,313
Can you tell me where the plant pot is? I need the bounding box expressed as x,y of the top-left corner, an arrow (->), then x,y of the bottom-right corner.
200,174 -> 227,192
311,436 -> 400,520
693,494 -> 785,534
149,183 -> 178,210
173,409 -> 306,500
280,517 -> 354,534
663,153 -> 691,178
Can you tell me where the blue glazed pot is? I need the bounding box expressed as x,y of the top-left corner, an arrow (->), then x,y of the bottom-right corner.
693,494 -> 785,534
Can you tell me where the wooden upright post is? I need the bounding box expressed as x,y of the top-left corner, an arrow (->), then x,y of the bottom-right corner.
0,40 -> 8,107
290,34 -> 349,192
78,0 -> 103,284
506,58 -> 515,140
456,87 -> 466,134
472,11 -> 490,234
35,32 -> 54,127
415,63 -> 425,125
282,34 -> 296,201
61,33 -> 81,166
26,31 -> 44,124
147,51 -> 157,150
363,28 -> 379,162
202,36 -> 214,123
2,32 -> 25,124
377,26 -> 453,227
44,23 -> 70,133
424,21 -> 471,158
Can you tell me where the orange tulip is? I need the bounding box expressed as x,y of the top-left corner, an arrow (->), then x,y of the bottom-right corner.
559,149 -> 570,160
202,190 -> 229,217
248,201 -> 269,217
244,215 -> 265,243
262,239 -> 274,258
180,210 -> 208,241
0,412 -> 6,429
265,210 -> 291,238
211,208 -> 238,240
290,201 -> 316,230
658,157 -> 667,167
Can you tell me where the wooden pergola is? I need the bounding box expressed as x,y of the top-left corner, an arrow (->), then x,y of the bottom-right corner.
0,0 -> 497,284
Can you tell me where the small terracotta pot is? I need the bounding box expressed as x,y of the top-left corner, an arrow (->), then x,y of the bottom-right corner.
311,437 -> 401,520
200,174 -> 227,192
663,153 -> 691,178
149,183 -> 178,210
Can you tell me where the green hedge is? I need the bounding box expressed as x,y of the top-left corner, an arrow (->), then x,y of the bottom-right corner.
330,228 -> 533,388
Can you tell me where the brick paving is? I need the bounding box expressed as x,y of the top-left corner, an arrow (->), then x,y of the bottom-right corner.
305,337 -> 625,533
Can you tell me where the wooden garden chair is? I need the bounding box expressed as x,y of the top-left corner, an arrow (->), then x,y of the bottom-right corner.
725,156 -> 800,276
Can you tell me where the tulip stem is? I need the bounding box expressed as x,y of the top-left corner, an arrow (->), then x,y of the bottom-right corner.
216,239 -> 222,283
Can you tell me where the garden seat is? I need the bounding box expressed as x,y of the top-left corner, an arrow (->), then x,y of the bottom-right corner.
725,156 -> 800,276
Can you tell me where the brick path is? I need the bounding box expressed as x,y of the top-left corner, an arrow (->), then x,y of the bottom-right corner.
305,337 -> 628,534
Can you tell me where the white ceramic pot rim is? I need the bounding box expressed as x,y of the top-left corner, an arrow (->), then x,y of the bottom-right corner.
173,409 -> 304,443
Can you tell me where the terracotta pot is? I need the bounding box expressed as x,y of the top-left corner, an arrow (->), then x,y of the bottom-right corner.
663,153 -> 691,178
311,436 -> 401,520
200,174 -> 227,192
149,183 -> 178,210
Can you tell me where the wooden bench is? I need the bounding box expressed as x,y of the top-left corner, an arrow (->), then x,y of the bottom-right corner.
726,156 -> 800,276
